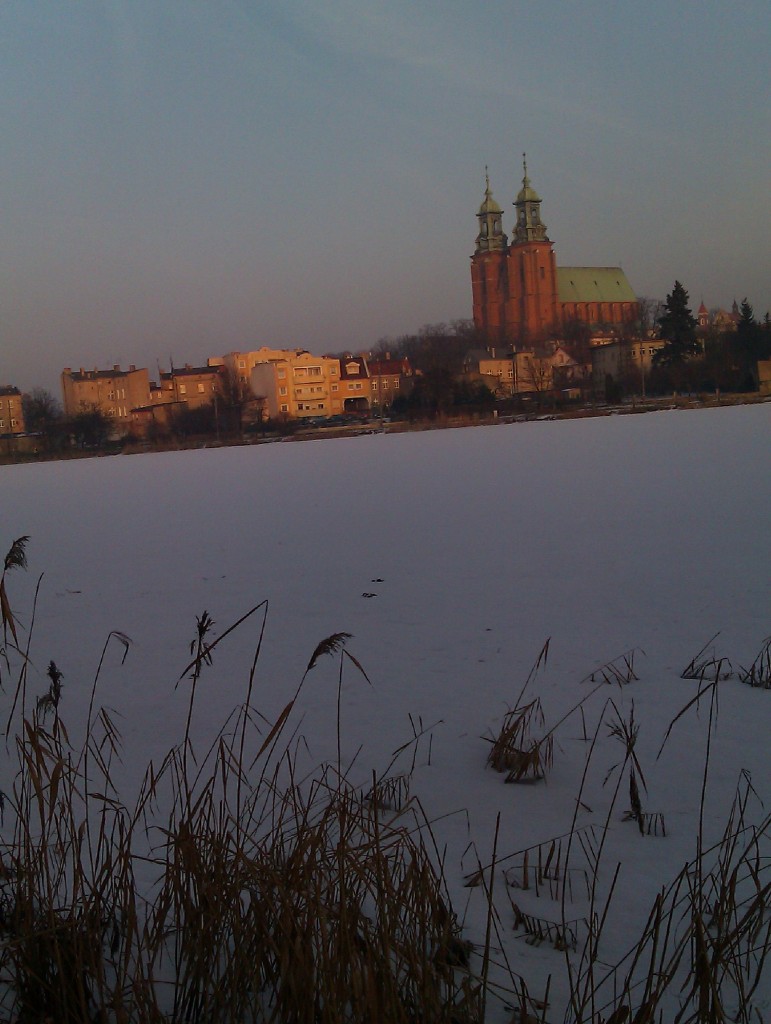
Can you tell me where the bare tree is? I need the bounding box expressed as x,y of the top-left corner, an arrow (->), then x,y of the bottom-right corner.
637,296 -> 664,338
517,354 -> 553,407
22,388 -> 64,451
218,365 -> 253,434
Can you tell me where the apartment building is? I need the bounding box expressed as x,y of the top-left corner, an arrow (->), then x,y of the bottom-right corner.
0,386 -> 25,435
250,351 -> 336,419
250,350 -> 372,420
220,348 -> 306,386
157,364 -> 224,409
61,365 -> 151,428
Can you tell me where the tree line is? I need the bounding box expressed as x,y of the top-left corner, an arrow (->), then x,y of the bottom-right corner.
647,282 -> 770,395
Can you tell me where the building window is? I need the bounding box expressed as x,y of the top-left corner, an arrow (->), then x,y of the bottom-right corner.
0,420 -> 5,429
238,360 -> 246,369
179,384 -> 187,395
280,404 -> 288,412
277,367 -> 286,378
198,383 -> 205,393
331,384 -> 338,392
279,387 -> 287,396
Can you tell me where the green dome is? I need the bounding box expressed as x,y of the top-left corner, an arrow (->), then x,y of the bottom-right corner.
515,154 -> 541,204
516,180 -> 541,204
478,172 -> 502,215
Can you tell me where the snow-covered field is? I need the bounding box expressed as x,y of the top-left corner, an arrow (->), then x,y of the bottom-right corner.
3,402 -> 771,1019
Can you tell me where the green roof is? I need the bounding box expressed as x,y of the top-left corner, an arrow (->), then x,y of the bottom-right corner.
557,267 -> 637,304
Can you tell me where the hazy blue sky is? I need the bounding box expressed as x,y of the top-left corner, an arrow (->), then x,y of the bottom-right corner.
1,1 -> 769,394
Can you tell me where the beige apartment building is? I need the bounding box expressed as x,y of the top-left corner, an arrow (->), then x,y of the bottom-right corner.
250,350 -> 371,420
220,348 -> 306,386
0,386 -> 25,434
61,365 -> 151,427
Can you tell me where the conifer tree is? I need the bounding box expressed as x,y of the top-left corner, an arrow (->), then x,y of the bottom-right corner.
653,281 -> 700,366
735,297 -> 768,365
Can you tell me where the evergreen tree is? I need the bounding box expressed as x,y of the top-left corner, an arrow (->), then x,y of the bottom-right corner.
653,281 -> 700,366
734,297 -> 770,368
738,297 -> 755,331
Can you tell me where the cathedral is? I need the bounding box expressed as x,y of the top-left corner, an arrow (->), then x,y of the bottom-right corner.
470,158 -> 639,347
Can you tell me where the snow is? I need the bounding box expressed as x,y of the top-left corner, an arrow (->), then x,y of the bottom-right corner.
3,402 -> 771,1019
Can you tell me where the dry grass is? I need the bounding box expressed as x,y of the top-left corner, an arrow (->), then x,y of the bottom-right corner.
487,699 -> 554,783
1,539 -> 770,1023
0,661 -> 493,1023
681,632 -> 733,681
0,540 -> 501,1022
739,636 -> 771,689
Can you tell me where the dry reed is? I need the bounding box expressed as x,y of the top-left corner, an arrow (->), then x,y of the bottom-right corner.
2,538 -> 770,1023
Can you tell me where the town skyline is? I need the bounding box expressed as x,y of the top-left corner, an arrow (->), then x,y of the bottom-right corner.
2,2 -> 769,397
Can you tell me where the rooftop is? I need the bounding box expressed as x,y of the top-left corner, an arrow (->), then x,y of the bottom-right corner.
557,267 -> 638,304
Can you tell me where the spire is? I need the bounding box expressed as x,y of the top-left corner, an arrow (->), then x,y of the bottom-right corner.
512,153 -> 547,244
475,168 -> 506,253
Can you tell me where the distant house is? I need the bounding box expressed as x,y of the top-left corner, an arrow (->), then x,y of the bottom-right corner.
337,356 -> 371,414
465,344 -> 588,399
130,400 -> 187,438
0,386 -> 25,435
697,301 -> 739,334
61,365 -> 151,429
157,364 -> 224,409
464,349 -> 516,397
367,356 -> 413,411
592,339 -> 666,397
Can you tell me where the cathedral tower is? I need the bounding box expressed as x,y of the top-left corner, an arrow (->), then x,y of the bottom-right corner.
470,170 -> 509,345
505,155 -> 559,344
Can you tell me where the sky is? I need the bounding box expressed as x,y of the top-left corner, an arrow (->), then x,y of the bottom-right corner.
1,1 -> 769,396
